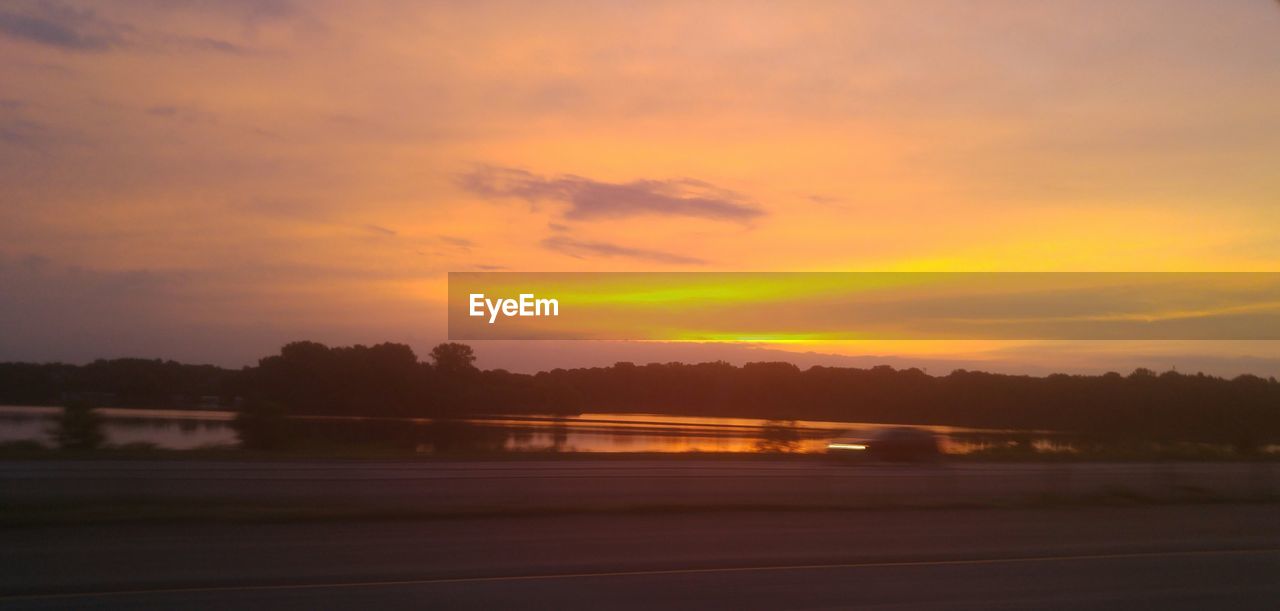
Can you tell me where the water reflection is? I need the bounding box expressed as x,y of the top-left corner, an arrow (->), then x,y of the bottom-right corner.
482,413 -> 996,454
1,405 -> 1067,454
755,420 -> 803,453
0,406 -> 238,450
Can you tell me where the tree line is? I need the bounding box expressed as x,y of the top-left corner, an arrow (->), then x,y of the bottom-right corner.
1,341 -> 1278,448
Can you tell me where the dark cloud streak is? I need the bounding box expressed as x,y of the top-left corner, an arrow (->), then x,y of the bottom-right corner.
541,236 -> 707,265
460,166 -> 764,223
0,2 -> 125,51
0,1 -> 247,54
439,236 -> 474,248
0,117 -> 51,148
360,224 -> 397,237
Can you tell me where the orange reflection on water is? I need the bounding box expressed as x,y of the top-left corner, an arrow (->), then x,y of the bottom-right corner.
493,412 -> 1000,454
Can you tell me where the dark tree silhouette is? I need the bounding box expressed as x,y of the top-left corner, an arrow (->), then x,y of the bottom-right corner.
430,343 -> 477,376
232,399 -> 288,450
54,402 -> 105,450
3,341 -> 1279,451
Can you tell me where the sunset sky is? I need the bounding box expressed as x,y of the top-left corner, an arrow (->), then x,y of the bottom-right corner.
2,1 -> 1279,374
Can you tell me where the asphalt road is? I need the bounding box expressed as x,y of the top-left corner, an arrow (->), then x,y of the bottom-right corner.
4,459 -> 1277,508
2,505 -> 1278,609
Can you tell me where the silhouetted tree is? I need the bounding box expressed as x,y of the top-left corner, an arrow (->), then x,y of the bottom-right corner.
5,342 -> 1280,451
232,399 -> 288,451
250,341 -> 428,416
54,402 -> 105,450
430,343 -> 477,377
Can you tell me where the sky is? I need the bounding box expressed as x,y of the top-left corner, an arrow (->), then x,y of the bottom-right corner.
1,0 -> 1279,375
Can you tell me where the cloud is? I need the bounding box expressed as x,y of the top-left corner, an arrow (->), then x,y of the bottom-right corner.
459,166 -> 764,223
157,32 -> 247,55
0,2 -> 126,51
183,36 -> 244,53
360,223 -> 397,237
0,117 -> 50,148
140,0 -> 306,31
541,236 -> 707,265
145,104 -> 219,124
0,1 -> 247,54
439,235 -> 474,248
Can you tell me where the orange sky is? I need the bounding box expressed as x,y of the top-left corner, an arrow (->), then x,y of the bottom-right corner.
2,1 -> 1279,373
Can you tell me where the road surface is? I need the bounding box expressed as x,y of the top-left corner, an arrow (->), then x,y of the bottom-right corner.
2,505 -> 1278,609
3,459 -> 1277,509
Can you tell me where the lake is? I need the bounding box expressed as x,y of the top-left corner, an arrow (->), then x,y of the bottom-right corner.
0,406 -> 239,450
0,405 -> 1040,454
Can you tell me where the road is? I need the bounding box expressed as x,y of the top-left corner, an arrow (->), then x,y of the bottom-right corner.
2,505 -> 1279,609
3,459 -> 1278,509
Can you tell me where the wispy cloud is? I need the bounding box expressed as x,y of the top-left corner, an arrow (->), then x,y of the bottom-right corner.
0,1 -> 247,54
360,223 -> 397,237
439,235 -> 474,248
541,236 -> 707,265
0,1 -> 125,51
459,166 -> 764,223
0,117 -> 50,148
145,104 -> 219,124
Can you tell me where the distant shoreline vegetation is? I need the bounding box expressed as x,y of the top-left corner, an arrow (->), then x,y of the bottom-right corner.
1,341 -> 1278,452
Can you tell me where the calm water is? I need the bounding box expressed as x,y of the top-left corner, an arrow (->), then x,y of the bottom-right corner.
0,406 -> 238,450
470,413 -> 1009,453
0,405 -> 1026,453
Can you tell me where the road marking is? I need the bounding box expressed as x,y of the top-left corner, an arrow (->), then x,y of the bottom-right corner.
4,547 -> 1278,602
